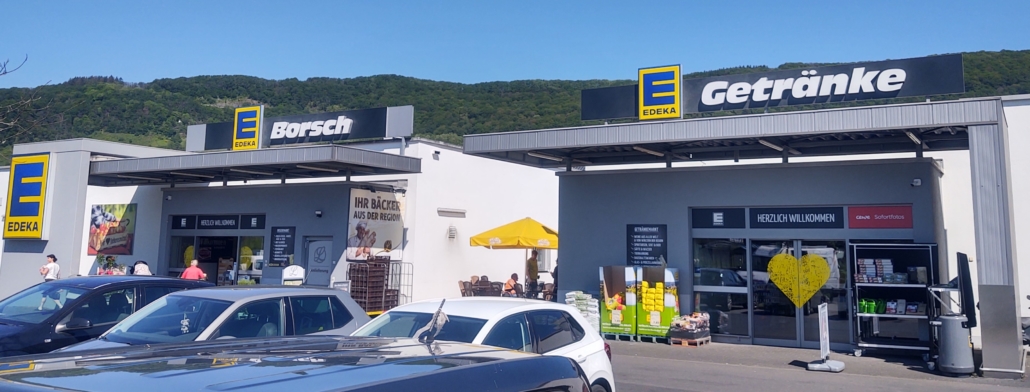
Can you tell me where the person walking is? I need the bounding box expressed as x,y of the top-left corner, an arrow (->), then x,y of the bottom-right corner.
39,254 -> 60,282
526,250 -> 540,298
180,260 -> 207,280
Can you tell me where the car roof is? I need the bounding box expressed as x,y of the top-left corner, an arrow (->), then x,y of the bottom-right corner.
47,275 -> 207,290
0,337 -> 570,391
169,285 -> 348,302
385,297 -> 578,319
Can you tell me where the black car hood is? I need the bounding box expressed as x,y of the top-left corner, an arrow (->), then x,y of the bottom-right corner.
0,336 -> 544,391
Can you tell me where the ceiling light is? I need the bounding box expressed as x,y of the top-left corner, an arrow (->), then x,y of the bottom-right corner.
905,131 -> 921,145
169,171 -> 215,179
116,174 -> 161,181
758,139 -> 784,152
297,164 -> 339,173
632,146 -> 665,157
527,152 -> 564,162
230,168 -> 273,176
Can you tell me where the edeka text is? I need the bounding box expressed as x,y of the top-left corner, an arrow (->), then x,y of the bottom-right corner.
6,221 -> 39,232
640,107 -> 677,116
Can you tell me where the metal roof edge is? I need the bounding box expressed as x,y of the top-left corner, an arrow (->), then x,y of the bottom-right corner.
555,157 -> 940,177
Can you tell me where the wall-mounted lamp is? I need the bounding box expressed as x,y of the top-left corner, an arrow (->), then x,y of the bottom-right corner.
315,210 -> 323,218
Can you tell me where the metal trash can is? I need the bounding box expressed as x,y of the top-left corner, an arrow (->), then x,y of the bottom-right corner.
937,314 -> 974,375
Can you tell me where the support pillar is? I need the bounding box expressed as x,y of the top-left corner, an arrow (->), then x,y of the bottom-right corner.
969,122 -> 1025,378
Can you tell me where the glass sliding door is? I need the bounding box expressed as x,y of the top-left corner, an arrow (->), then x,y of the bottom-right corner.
692,239 -> 749,337
801,241 -> 852,348
751,240 -> 799,345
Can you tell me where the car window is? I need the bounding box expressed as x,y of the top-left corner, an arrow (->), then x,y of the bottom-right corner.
103,295 -> 232,345
213,298 -> 284,339
66,288 -> 136,327
352,311 -> 487,343
529,310 -> 580,353
329,296 -> 354,329
141,286 -> 186,308
290,296 -> 335,335
482,313 -> 532,352
0,283 -> 88,324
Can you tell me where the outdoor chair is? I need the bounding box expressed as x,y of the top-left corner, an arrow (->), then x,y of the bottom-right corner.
462,281 -> 473,297
542,283 -> 554,301
458,280 -> 467,297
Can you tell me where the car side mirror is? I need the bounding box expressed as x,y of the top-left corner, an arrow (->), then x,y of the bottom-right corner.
56,318 -> 92,333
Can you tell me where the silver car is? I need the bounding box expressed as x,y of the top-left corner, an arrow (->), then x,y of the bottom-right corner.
58,286 -> 370,352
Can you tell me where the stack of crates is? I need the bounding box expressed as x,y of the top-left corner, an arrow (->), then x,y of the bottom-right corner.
347,261 -> 400,313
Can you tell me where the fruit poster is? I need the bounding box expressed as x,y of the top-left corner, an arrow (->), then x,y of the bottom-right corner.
636,267 -> 680,337
87,204 -> 137,255
599,266 -> 637,335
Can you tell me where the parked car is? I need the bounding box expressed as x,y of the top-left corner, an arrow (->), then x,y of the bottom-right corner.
351,297 -> 615,392
58,286 -> 371,352
0,276 -> 212,357
0,336 -> 592,391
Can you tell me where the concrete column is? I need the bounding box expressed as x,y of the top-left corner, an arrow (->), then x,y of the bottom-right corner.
0,150 -> 91,299
968,122 -> 1025,378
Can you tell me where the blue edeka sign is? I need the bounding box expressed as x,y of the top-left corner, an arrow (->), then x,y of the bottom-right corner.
5,154 -> 50,239
638,65 -> 681,121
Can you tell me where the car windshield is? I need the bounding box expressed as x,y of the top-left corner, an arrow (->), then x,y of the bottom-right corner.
102,294 -> 232,345
0,283 -> 88,324
352,311 -> 488,343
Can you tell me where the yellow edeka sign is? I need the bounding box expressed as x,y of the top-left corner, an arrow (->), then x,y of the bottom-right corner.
232,106 -> 263,150
5,154 -> 50,239
638,65 -> 682,121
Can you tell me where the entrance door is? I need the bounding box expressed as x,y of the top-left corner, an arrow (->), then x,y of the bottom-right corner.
751,240 -> 850,348
304,237 -> 334,287
196,236 -> 238,286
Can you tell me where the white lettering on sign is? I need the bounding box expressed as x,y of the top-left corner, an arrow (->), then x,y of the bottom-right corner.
756,213 -> 836,223
270,116 -> 354,140
701,67 -> 907,106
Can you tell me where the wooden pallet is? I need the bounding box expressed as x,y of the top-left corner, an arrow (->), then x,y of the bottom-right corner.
637,335 -> 669,344
670,336 -> 711,347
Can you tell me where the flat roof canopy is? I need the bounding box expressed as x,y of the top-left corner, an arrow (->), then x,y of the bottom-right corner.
89,144 -> 421,186
463,98 -> 1001,167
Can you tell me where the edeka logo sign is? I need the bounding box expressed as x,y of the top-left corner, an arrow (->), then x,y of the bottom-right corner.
638,65 -> 681,121
5,154 -> 50,239
232,106 -> 263,150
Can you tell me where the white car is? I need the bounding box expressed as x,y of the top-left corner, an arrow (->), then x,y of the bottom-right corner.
351,297 -> 615,392
59,286 -> 371,352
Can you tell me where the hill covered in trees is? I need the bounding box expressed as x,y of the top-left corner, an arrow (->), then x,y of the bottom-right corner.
0,50 -> 1028,163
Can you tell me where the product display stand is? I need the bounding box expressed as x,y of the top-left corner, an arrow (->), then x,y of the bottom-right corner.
850,243 -> 937,357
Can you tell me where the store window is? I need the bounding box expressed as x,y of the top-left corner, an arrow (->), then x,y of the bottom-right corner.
238,236 -> 265,285
693,239 -> 749,337
169,236 -> 195,270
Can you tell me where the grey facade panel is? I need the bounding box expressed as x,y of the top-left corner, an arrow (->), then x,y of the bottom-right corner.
186,125 -> 206,152
969,124 -> 1016,286
464,99 -> 1001,153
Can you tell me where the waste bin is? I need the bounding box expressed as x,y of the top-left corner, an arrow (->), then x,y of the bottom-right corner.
937,314 -> 974,375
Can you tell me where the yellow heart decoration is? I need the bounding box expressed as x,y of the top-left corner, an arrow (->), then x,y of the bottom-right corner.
768,252 -> 831,308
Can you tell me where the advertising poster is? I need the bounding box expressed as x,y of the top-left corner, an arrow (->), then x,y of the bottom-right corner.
88,204 -> 137,255
346,188 -> 405,261
636,267 -> 680,337
599,266 -> 637,336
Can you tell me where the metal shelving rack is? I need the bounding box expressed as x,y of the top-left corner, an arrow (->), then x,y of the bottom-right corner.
850,243 -> 938,356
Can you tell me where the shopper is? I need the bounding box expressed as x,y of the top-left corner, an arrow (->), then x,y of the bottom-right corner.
503,273 -> 519,297
551,263 -> 559,302
180,260 -> 207,280
526,250 -> 540,298
132,260 -> 152,275
39,254 -> 60,282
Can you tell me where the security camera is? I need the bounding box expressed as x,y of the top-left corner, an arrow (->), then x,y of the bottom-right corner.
315,210 -> 323,218
165,195 -> 172,201
911,179 -> 922,187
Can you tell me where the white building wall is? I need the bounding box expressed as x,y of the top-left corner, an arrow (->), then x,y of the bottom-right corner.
79,185 -> 165,276
1003,97 -> 1030,318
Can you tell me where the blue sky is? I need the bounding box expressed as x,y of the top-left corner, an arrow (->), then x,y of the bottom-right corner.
2,0 -> 1029,88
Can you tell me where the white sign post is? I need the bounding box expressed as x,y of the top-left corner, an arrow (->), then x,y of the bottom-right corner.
807,303 -> 846,372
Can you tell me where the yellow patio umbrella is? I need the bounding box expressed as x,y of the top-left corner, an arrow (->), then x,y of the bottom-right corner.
469,217 -> 558,250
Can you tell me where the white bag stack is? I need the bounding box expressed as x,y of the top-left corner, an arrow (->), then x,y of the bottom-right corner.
564,291 -> 600,331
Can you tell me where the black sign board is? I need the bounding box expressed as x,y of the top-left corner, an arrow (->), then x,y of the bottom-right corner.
240,214 -> 266,230
627,224 -> 668,266
749,207 -> 845,229
580,54 -> 965,119
197,215 -> 240,230
692,208 -> 746,229
170,215 -> 196,230
265,107 -> 388,146
269,226 -> 296,267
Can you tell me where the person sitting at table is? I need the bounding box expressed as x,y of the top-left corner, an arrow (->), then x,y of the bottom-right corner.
502,273 -> 519,297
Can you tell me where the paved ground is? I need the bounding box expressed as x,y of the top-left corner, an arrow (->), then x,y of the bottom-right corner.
609,340 -> 1027,391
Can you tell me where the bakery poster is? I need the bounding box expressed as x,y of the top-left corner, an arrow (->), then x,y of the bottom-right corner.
346,188 -> 405,261
88,204 -> 137,255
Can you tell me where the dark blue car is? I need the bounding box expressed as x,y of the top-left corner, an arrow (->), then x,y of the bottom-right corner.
0,276 -> 212,357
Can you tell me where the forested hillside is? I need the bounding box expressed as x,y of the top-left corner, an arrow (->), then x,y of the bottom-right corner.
0,50 -> 1028,163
